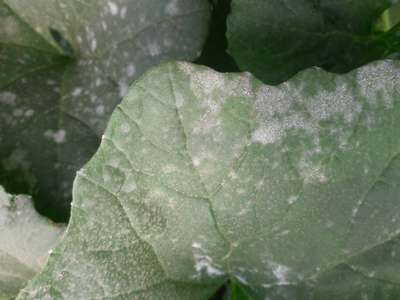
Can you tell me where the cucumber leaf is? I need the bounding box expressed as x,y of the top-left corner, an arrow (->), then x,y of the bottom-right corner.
227,0 -> 400,84
18,60 -> 400,299
0,186 -> 65,300
0,0 -> 211,221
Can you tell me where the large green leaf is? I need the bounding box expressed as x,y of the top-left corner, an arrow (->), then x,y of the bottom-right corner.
0,186 -> 65,300
0,0 -> 211,221
227,0 -> 400,84
18,60 -> 400,299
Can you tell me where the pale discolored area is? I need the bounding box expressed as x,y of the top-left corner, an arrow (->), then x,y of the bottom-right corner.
0,0 -> 211,219
0,186 -> 65,300
18,61 -> 400,299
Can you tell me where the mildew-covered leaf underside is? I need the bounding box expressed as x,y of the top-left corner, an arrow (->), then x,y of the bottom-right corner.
0,0 -> 210,220
18,61 -> 400,299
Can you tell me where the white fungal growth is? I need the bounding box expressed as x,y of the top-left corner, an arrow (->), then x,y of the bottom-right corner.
44,129 -> 66,144
287,195 -> 299,205
0,92 -> 17,105
24,109 -> 35,117
263,259 -> 304,287
90,38 -> 97,52
192,242 -> 224,278
148,41 -> 161,56
120,123 -> 131,134
118,81 -> 129,97
235,275 -> 249,285
178,63 -> 247,104
192,242 -> 202,249
251,76 -> 360,146
192,157 -> 201,167
119,6 -> 127,19
193,254 -> 224,277
107,1 -> 119,16
126,64 -> 136,77
96,105 -> 105,115
298,162 -> 328,184
357,60 -> 400,108
71,87 -> 82,97
165,0 -> 179,15
251,122 -> 284,145
306,83 -> 359,124
269,261 -> 291,285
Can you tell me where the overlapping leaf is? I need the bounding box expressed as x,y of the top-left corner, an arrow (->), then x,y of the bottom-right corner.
0,186 -> 65,300
0,0 -> 211,220
18,61 -> 400,299
227,0 -> 400,84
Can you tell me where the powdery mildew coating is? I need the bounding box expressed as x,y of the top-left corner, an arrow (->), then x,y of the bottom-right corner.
0,0 -> 211,213
18,61 -> 400,299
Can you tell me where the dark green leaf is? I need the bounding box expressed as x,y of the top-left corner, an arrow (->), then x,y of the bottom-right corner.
227,0 -> 400,84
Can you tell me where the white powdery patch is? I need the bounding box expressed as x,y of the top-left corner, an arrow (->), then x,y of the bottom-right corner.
272,265 -> 290,284
192,157 -> 201,167
357,60 -> 400,108
0,91 -> 17,105
192,242 -> 224,278
120,123 -> 130,134
0,188 -> 11,226
193,254 -> 225,277
298,159 -> 328,184
165,0 -> 179,15
44,129 -> 66,144
251,75 -> 361,146
71,87 -> 82,97
306,81 -> 360,124
250,72 -> 370,184
25,109 -> 35,117
126,64 -> 136,77
148,41 -> 161,56
118,80 -> 129,97
268,261 -> 293,286
192,242 -> 202,249
287,195 -> 299,205
195,70 -> 243,102
225,73 -> 254,98
119,6 -> 127,19
235,275 -> 249,285
90,38 -> 97,52
108,1 -> 119,16
177,61 -> 196,75
175,91 -> 185,108
178,64 -> 226,102
251,121 -> 284,145
96,105 -> 105,115
178,62 -> 253,140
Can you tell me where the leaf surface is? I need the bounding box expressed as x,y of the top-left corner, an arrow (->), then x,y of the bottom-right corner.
0,186 -> 65,300
0,0 -> 211,220
18,60 -> 400,299
227,0 -> 400,84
